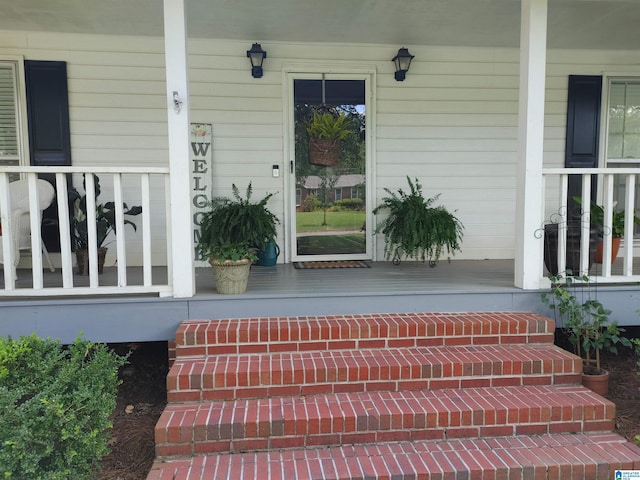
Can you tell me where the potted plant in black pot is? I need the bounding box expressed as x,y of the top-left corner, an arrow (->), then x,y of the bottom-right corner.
373,176 -> 464,266
71,175 -> 142,275
541,273 -> 631,395
197,183 -> 278,294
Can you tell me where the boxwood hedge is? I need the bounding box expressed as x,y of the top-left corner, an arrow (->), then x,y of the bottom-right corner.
0,335 -> 127,479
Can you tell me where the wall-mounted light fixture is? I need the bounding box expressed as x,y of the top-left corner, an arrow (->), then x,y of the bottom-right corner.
246,43 -> 267,78
392,47 -> 415,81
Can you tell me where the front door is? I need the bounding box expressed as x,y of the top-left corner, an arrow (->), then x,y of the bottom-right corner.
290,74 -> 370,261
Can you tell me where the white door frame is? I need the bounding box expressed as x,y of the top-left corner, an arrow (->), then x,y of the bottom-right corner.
282,67 -> 376,263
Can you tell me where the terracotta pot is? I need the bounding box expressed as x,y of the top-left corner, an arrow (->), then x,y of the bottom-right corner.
582,369 -> 609,396
595,237 -> 621,264
76,247 -> 108,275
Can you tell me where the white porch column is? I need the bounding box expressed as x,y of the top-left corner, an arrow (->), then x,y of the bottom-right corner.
163,0 -> 195,297
514,0 -> 548,290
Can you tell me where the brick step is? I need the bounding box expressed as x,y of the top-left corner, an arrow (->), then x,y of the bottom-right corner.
174,312 -> 554,358
167,344 -> 581,402
147,432 -> 640,480
155,385 -> 614,457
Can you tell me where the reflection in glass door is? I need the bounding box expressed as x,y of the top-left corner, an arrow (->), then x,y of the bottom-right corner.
292,77 -> 368,260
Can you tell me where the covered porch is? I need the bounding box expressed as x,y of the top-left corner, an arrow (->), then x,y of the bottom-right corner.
2,1 -> 640,342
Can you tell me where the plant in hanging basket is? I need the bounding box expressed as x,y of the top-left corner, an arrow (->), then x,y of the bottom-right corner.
306,112 -> 351,167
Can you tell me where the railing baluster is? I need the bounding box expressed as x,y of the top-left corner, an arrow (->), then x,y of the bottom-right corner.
557,175 -> 568,276
84,173 -> 99,286
579,174 -> 591,276
55,173 -> 74,288
0,173 -> 16,290
27,174 -> 45,288
113,174 -> 127,287
623,174 -> 636,276
601,174 -> 615,277
141,174 -> 152,287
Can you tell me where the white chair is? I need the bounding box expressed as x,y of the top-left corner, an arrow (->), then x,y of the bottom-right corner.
0,179 -> 56,274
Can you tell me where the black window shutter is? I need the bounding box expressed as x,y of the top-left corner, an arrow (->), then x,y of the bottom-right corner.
24,60 -> 71,167
24,60 -> 72,251
565,75 -> 602,218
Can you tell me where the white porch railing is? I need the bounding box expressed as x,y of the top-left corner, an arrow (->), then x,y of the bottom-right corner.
542,167 -> 640,283
0,166 -> 172,297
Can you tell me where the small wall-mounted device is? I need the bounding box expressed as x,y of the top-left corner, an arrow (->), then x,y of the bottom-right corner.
272,164 -> 279,178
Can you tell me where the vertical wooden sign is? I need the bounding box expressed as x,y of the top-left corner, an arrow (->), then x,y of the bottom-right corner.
190,123 -> 213,266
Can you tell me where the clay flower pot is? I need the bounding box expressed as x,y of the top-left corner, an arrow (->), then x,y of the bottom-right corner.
582,369 -> 610,396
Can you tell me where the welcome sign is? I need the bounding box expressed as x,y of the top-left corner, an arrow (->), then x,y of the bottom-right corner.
190,123 -> 213,266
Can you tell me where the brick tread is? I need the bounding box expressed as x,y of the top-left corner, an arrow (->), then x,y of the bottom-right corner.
175,312 -> 554,358
148,432 -> 640,480
167,343 -> 580,401
156,385 -> 614,454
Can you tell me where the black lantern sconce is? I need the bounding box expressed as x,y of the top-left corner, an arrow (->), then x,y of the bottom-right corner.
246,43 -> 267,78
392,47 -> 415,81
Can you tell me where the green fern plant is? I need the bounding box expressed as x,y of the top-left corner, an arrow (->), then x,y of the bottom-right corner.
373,177 -> 464,265
197,183 -> 278,261
306,112 -> 351,140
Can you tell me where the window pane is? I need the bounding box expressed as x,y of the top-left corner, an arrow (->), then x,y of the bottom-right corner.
607,80 -> 640,237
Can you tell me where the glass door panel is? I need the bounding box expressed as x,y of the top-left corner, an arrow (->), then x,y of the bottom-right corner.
292,77 -> 368,259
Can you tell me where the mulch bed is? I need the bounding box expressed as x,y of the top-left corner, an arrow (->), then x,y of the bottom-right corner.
603,350 -> 640,443
96,341 -> 640,480
97,342 -> 168,480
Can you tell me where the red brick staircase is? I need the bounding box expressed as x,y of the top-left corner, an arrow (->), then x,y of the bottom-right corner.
148,312 -> 640,479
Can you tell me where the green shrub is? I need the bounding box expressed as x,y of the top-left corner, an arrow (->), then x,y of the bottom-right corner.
0,335 -> 127,479
333,198 -> 363,211
302,194 -> 320,212
632,337 -> 640,374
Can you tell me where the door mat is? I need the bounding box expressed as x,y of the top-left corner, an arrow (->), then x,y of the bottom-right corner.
293,260 -> 371,269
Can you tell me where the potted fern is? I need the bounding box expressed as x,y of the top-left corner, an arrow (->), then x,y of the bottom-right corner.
197,183 -> 278,294
373,177 -> 464,266
306,112 -> 351,167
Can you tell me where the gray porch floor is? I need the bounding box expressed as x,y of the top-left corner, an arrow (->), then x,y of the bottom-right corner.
1,259 -> 639,343
202,259 -> 517,296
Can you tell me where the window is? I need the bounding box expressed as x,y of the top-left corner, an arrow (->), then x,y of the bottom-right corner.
335,188 -> 342,201
605,79 -> 640,236
351,187 -> 359,199
0,62 -> 22,169
607,80 -> 640,161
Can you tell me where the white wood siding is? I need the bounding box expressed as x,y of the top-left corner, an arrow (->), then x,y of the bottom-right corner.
3,29 -> 640,263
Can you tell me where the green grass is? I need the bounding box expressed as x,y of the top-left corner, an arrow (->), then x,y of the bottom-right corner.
297,233 -> 365,255
296,210 -> 365,233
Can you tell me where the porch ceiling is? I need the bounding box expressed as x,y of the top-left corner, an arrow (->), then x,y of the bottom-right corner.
1,0 -> 639,50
